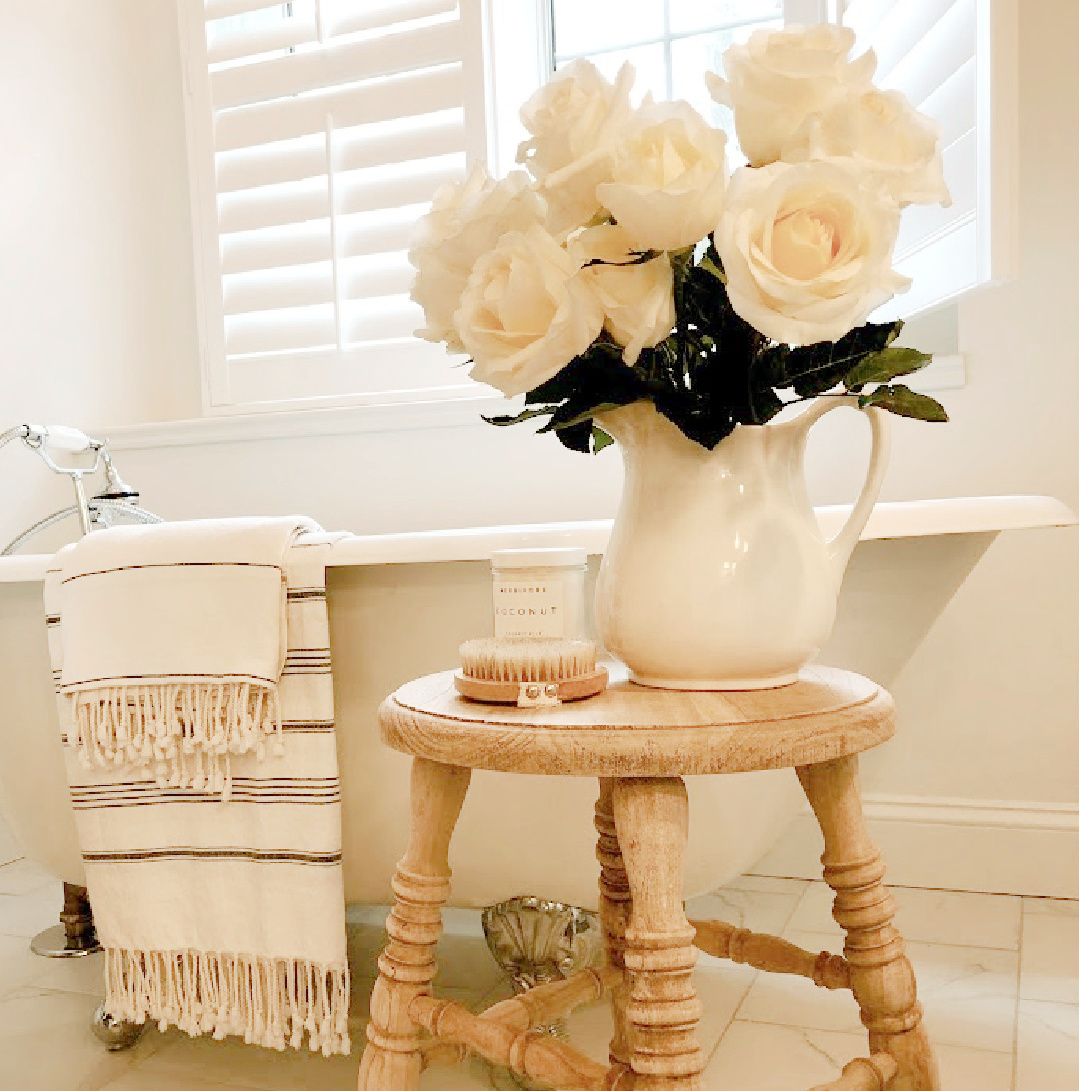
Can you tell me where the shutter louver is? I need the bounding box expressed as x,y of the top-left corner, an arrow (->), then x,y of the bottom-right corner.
184,0 -> 486,411
843,0 -> 1017,319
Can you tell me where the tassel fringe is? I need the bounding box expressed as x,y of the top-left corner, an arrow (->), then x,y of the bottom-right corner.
70,682 -> 284,798
103,947 -> 351,1056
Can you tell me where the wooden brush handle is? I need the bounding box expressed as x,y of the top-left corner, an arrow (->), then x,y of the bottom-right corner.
454,667 -> 608,706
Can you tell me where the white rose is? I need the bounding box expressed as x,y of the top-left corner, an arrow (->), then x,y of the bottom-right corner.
578,224 -> 675,364
783,87 -> 951,207
517,60 -> 636,238
409,164 -> 545,354
517,59 -> 634,181
455,226 -> 604,397
595,100 -> 727,252
715,160 -> 910,346
706,24 -> 876,167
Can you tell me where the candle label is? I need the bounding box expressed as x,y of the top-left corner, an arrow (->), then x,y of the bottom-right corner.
493,580 -> 565,639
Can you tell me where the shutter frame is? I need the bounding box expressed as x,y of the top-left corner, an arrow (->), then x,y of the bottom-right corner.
179,0 -> 494,415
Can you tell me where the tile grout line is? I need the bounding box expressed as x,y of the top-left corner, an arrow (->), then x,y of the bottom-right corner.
1010,901 -> 1026,1091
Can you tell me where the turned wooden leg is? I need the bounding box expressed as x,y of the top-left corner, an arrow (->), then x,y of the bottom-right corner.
358,758 -> 472,1091
596,778 -> 633,1076
799,756 -> 940,1091
613,777 -> 704,1091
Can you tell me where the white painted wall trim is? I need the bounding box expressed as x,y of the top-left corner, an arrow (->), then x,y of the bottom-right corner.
751,794 -> 1080,899
98,355 -> 965,452
102,393 -> 514,451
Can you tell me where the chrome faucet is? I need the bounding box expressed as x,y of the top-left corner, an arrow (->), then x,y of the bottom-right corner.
0,424 -> 162,554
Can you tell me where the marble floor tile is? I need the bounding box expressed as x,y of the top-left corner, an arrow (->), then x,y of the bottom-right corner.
0,856 -> 57,895
1021,896 -> 1079,917
1019,909 -> 1079,1004
738,928 -> 1019,1053
98,1070 -> 245,1091
433,933 -> 507,997
0,985 -> 157,1091
0,929 -> 45,997
786,881 -> 1022,950
27,947 -> 107,998
1014,1000 -> 1079,1091
704,1019 -> 1013,1091
0,879 -> 63,938
124,1029 -> 364,1091
0,878 -> 1075,1091
684,880 -> 806,936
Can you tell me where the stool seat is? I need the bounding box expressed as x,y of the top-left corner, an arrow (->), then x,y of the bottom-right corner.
381,664 -> 894,776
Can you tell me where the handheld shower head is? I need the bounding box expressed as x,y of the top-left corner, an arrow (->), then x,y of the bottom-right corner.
94,449 -> 140,502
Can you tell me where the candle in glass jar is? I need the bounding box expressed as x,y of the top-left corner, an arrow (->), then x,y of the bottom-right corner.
490,548 -> 587,640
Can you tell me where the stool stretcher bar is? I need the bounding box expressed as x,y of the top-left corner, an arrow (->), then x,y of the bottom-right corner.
690,918 -> 852,989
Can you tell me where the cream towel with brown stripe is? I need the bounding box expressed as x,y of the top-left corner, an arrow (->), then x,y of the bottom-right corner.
55,516 -> 323,797
44,520 -> 351,1054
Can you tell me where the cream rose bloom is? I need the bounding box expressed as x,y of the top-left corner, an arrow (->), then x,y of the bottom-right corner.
595,100 -> 727,252
409,165 -> 545,353
455,226 -> 604,397
782,87 -> 951,207
517,60 -> 636,236
578,224 -> 675,364
706,24 -> 875,167
715,160 -> 910,346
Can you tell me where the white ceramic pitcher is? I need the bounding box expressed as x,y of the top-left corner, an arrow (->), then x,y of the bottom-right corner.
594,396 -> 891,690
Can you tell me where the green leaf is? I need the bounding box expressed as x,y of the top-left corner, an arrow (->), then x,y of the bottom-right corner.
845,347 -> 932,388
554,421 -> 593,453
698,255 -> 726,283
764,320 -> 905,397
859,384 -> 949,422
591,426 -> 614,453
537,401 -> 629,433
482,406 -> 554,427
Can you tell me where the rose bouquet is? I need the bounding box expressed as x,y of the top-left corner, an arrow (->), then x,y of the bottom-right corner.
409,24 -> 951,453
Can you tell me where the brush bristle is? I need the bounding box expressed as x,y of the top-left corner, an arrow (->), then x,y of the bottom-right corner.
458,638 -> 597,683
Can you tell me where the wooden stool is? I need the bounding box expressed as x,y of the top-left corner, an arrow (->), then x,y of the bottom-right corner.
357,666 -> 939,1091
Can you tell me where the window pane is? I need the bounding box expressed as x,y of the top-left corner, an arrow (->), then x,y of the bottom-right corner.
668,0 -> 782,36
552,0 -> 664,59
556,42 -> 667,105
670,20 -> 781,151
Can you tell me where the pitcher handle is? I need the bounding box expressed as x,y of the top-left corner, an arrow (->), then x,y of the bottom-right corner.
791,395 -> 891,582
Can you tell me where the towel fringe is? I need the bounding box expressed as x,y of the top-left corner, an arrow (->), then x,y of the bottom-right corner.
103,947 -> 350,1055
70,681 -> 282,797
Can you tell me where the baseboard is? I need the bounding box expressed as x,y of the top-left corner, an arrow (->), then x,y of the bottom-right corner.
750,794 -> 1079,899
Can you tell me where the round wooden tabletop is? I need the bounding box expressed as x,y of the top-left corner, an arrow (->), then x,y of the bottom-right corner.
379,664 -> 895,777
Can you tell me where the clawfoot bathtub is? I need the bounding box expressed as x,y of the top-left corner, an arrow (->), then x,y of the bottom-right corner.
0,497 -> 1071,911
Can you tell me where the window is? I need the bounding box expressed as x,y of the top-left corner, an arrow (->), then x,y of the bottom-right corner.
551,0 -> 784,137
841,0 -> 1018,320
179,0 -> 1010,416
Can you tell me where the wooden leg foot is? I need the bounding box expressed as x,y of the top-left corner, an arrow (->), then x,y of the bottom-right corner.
358,758 -> 472,1091
613,777 -> 704,1091
799,757 -> 940,1091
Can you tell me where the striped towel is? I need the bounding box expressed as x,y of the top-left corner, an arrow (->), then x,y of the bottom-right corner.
44,519 -> 351,1054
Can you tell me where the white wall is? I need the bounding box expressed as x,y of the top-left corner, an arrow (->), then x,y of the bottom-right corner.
0,2 -> 1074,890
0,0 -> 201,550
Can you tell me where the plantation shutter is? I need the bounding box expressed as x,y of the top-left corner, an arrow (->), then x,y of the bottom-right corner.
180,0 -> 489,412
840,0 -> 1018,318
